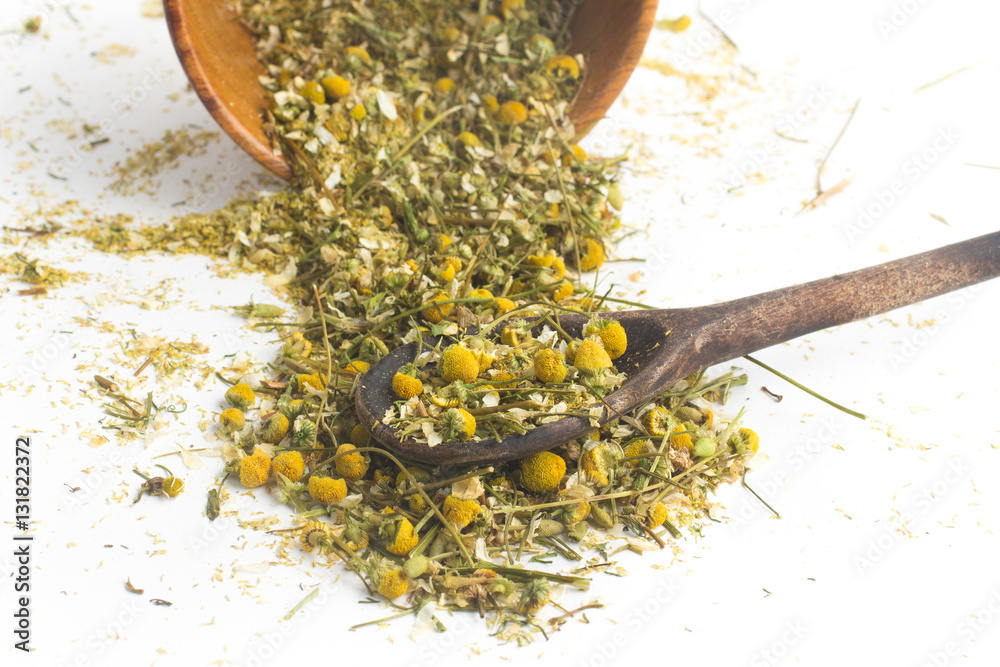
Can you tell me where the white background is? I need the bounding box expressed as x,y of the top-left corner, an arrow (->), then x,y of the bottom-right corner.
2,1 -> 999,666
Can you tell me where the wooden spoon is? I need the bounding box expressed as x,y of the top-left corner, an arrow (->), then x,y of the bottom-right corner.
162,0 -> 660,181
355,232 -> 1000,465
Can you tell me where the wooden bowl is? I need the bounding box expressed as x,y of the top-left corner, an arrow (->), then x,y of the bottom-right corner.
163,0 -> 659,180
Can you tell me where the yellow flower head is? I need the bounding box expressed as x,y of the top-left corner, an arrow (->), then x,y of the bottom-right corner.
422,293 -> 453,323
219,408 -> 245,433
578,237 -> 606,272
299,522 -> 332,553
483,94 -> 500,114
562,499 -> 591,524
260,413 -> 289,444
646,502 -> 668,528
500,0 -> 525,19
545,54 -> 581,80
440,344 -> 479,383
281,331 -> 312,360
457,131 -> 482,148
342,523 -> 370,551
583,318 -> 627,359
671,422 -> 695,450
492,297 -> 516,315
441,407 -> 477,442
497,100 -> 528,125
641,406 -> 671,436
443,495 -> 482,530
351,423 -> 371,447
344,45 -> 372,67
239,447 -> 271,489
562,144 -> 588,165
297,372 -> 325,392
395,467 -> 430,489
520,451 -> 566,493
501,323 -> 527,347
272,451 -> 305,483
552,283 -> 573,302
392,372 -> 423,399
344,359 -> 369,375
573,339 -> 612,375
551,256 -> 566,280
581,443 -> 622,478
434,77 -> 455,94
162,477 -> 184,497
469,288 -> 493,300
730,427 -> 760,455
622,440 -> 652,468
350,103 -> 367,120
525,252 -> 554,268
225,382 -> 255,410
320,75 -> 350,99
378,569 -> 408,599
335,443 -> 369,481
533,348 -> 568,384
301,80 -> 325,104
387,517 -> 419,555
307,475 -> 348,504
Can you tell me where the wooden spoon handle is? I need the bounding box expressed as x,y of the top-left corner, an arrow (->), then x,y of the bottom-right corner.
695,231 -> 1000,361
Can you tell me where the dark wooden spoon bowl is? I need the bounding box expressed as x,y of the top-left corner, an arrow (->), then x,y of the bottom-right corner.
162,0 -> 660,181
356,232 -> 1000,465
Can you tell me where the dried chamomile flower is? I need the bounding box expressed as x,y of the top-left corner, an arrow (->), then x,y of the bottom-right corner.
297,372 -> 325,392
519,578 -> 550,614
300,522 -> 332,553
334,443 -> 369,481
533,348 -> 567,383
692,437 -> 716,458
392,369 -> 423,399
320,75 -> 350,99
260,413 -> 289,444
440,407 -> 476,442
422,293 -> 454,323
307,475 -> 347,504
581,442 -> 622,479
670,422 -> 695,450
497,100 -> 528,125
583,318 -> 627,359
729,427 -> 760,455
573,339 -> 612,375
378,569 -> 408,599
350,423 -> 371,447
291,415 -> 316,447
272,450 -> 305,483
545,54 -> 581,80
645,502 -> 668,528
576,238 -> 607,272
385,517 -> 419,556
493,297 -> 517,315
641,406 -> 672,436
239,446 -> 272,489
225,382 -> 255,410
443,495 -> 482,530
341,522 -> 370,551
343,359 -> 369,375
280,331 -> 312,360
520,451 -> 566,493
219,408 -> 246,433
440,344 -> 479,383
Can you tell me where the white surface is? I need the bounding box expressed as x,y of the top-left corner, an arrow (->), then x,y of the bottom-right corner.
2,1 -> 999,666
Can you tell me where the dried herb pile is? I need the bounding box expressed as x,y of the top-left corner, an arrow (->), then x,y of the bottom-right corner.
96,0 -> 761,640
